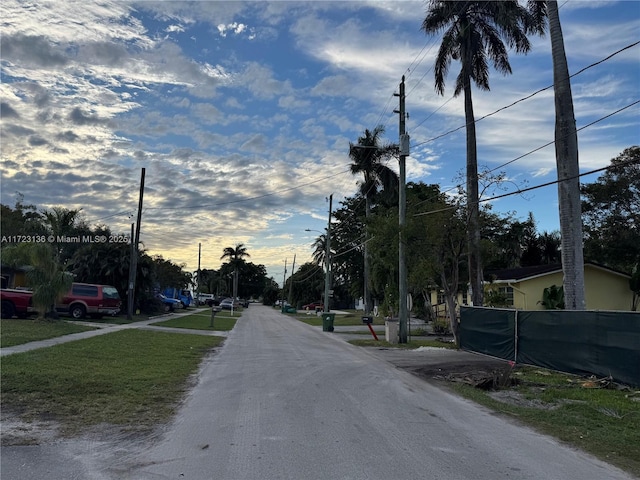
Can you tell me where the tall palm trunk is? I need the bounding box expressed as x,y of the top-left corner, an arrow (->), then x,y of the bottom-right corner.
548,0 -> 585,310
463,43 -> 483,307
363,193 -> 372,314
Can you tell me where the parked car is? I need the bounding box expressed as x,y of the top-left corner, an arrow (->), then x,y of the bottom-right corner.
219,298 -> 240,310
156,294 -> 182,313
0,288 -> 36,319
197,293 -> 216,306
302,301 -> 324,311
57,282 -> 121,319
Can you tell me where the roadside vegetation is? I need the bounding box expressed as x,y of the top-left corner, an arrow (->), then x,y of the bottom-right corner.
450,366 -> 640,477
1,329 -> 223,437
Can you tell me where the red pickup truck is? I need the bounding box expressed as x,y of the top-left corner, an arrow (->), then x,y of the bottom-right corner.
0,289 -> 36,319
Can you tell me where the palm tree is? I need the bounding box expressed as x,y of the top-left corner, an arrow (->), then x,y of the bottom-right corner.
526,0 -> 585,309
311,233 -> 327,268
42,207 -> 84,265
220,243 -> 250,299
422,1 -> 533,306
4,243 -> 72,319
349,125 -> 398,314
539,231 -> 561,264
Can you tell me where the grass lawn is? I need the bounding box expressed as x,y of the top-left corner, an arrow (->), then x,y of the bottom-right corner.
1,329 -> 223,436
449,367 -> 640,477
0,319 -> 98,348
151,311 -> 239,331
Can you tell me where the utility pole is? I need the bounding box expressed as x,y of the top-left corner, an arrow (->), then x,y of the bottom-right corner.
395,76 -> 409,343
288,254 -> 296,305
126,223 -> 135,320
197,242 -> 201,297
323,194 -> 333,313
127,168 -> 145,320
282,258 -> 287,307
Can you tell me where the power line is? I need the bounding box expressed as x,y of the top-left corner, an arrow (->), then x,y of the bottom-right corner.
410,40 -> 639,149
410,98 -> 639,209
413,156 -> 640,218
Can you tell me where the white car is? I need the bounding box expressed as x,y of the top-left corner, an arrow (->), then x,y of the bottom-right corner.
197,293 -> 215,306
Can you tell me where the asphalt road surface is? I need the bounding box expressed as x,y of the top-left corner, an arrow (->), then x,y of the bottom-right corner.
1,305 -> 636,479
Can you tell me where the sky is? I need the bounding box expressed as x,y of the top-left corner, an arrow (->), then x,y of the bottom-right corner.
1,1 -> 639,284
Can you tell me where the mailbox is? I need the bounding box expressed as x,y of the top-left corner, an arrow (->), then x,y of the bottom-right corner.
362,316 -> 373,325
211,306 -> 222,313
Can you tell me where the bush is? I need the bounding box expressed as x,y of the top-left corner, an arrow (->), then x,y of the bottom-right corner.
140,297 -> 164,315
432,319 -> 451,335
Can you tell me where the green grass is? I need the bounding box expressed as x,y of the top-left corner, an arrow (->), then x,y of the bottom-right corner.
1,329 -> 223,435
0,319 -> 98,348
348,338 -> 458,349
447,367 -> 640,477
151,311 -> 238,331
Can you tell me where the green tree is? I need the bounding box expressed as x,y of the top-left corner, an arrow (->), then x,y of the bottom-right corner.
285,262 -> 324,308
220,243 -> 250,299
0,194 -> 46,240
582,146 -> 640,273
3,243 -> 72,319
421,0 -> 533,306
330,195 -> 367,304
41,206 -> 91,265
539,231 -> 561,264
195,269 -> 225,296
349,126 -> 398,314
152,255 -> 191,291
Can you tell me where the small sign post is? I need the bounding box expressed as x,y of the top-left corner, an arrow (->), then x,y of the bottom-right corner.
210,305 -> 222,328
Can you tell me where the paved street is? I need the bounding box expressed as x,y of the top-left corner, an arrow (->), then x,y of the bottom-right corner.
1,305 -> 636,479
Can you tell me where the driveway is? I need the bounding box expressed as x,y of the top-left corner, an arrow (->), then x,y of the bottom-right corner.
1,305 -> 635,479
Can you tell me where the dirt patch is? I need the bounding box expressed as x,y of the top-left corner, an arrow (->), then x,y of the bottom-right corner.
397,356 -> 513,391
487,390 -> 561,410
0,415 -> 61,446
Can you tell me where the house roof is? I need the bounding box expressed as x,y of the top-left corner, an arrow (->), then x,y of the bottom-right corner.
485,262 -> 630,283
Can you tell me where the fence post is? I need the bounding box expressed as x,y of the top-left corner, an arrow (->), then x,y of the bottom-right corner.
514,309 -> 518,363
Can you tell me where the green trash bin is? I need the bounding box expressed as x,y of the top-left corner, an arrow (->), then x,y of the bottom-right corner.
322,313 -> 335,332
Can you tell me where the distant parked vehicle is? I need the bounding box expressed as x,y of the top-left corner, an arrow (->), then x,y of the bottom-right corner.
156,294 -> 182,313
219,298 -> 240,310
57,283 -> 121,319
197,293 -> 217,306
163,288 -> 191,309
302,301 -> 324,311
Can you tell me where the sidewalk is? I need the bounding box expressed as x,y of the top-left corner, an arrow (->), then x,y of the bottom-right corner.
0,309 -> 228,357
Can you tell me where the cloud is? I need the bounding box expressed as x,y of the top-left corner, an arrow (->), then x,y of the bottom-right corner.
69,107 -> 109,126
1,34 -> 68,68
217,22 -> 248,37
1,102 -> 20,118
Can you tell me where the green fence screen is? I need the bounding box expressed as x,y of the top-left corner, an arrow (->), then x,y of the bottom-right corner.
460,307 -> 640,386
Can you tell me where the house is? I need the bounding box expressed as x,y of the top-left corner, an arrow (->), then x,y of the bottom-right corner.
0,265 -> 30,289
484,262 -> 634,311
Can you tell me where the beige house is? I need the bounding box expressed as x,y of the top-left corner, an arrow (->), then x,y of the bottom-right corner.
484,262 -> 634,311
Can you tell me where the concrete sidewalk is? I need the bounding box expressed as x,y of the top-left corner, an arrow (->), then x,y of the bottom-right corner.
0,309 -> 229,357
